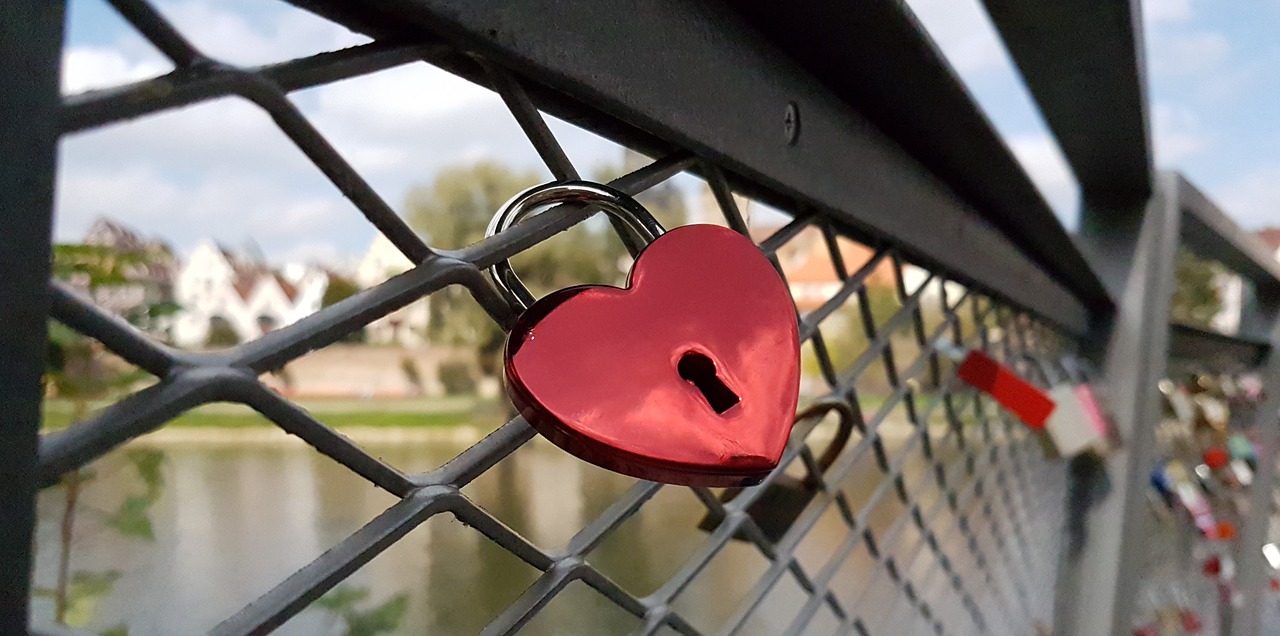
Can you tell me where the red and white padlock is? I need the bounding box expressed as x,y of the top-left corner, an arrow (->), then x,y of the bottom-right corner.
1044,381 -> 1116,455
939,345 -> 1055,429
486,181 -> 800,486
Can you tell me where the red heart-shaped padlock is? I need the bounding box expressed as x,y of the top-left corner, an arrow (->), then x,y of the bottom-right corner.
504,224 -> 800,486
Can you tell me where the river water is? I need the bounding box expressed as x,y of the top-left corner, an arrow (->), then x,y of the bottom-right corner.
30,422 -> 950,636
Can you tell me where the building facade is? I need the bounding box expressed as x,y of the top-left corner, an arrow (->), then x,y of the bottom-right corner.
354,233 -> 430,347
172,241 -> 329,348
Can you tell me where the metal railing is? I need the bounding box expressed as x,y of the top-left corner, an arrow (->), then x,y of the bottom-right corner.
2,1 -> 1277,635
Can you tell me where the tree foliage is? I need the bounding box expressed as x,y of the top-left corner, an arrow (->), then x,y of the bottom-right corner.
323,274 -> 362,307
1171,246 -> 1224,329
317,585 -> 409,636
204,316 -> 241,348
47,244 -> 172,401
51,243 -> 180,334
406,159 -> 689,377
44,243 -> 171,631
801,288 -> 901,390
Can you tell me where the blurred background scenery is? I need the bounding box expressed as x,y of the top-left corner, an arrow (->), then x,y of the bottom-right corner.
37,0 -> 1280,634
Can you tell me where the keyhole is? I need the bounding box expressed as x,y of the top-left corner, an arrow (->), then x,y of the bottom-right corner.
678,351 -> 740,414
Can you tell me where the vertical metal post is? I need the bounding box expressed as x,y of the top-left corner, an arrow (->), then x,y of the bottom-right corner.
0,1 -> 64,632
1230,288 -> 1280,636
1055,173 -> 1179,636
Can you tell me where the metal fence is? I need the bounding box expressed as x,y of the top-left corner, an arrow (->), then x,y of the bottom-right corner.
3,1 -> 1279,636
1131,176 -> 1280,636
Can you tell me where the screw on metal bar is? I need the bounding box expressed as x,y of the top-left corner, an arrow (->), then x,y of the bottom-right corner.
784,102 -> 801,145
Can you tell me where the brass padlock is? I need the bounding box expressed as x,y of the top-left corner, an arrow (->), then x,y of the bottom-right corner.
698,399 -> 854,543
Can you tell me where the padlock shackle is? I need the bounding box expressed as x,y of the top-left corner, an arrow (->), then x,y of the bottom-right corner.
795,399 -> 855,476
716,397 -> 855,506
485,180 -> 666,312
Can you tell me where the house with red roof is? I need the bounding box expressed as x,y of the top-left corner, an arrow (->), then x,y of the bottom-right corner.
172,240 -> 330,348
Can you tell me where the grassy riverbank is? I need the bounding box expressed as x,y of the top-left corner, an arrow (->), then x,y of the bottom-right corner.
41,396 -> 482,431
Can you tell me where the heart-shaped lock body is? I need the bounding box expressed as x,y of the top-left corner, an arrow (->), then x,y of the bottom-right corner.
504,222 -> 800,486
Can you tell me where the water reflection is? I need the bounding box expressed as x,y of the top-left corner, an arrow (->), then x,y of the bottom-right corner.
32,422 -> 948,635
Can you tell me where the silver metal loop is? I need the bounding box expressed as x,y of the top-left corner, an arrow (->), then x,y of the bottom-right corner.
485,180 -> 666,312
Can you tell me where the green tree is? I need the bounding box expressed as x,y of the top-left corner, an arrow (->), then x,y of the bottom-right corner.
322,274 -> 361,307
588,160 -> 689,229
204,316 -> 241,348
802,288 -> 901,393
316,585 -> 409,636
45,243 -> 171,630
407,159 -> 644,377
322,274 -> 366,344
51,243 -> 180,336
1171,246 -> 1223,329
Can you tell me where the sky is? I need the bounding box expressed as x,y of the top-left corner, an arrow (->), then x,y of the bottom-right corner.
57,0 -> 1278,267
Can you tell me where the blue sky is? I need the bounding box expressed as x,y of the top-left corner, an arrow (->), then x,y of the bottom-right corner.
57,0 -> 1277,267
909,0 -> 1280,230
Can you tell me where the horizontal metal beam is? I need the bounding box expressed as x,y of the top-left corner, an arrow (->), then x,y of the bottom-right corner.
727,0 -> 1111,315
1167,322 -> 1270,369
288,0 -> 1091,335
1174,173 -> 1280,291
980,0 -> 1152,207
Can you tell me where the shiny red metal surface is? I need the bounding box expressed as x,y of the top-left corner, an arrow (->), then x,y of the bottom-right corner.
504,224 -> 801,486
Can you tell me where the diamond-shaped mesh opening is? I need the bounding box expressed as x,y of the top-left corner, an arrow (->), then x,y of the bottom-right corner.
804,602 -> 844,636
515,579 -> 646,635
782,226 -> 844,315
293,63 -> 548,243
735,568 -> 812,634
666,535 -> 774,633
460,437 -> 639,552
62,0 -> 175,94
584,486 -> 708,598
790,501 -> 855,579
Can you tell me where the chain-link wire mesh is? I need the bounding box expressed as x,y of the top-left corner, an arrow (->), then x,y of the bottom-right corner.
36,1 -> 1084,633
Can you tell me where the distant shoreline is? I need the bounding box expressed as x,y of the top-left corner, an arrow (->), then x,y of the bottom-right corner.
130,423 -> 489,446
122,419 -> 875,447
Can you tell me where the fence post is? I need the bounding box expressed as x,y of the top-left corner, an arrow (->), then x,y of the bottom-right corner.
0,1 -> 64,632
1054,173 -> 1179,636
1230,289 -> 1280,636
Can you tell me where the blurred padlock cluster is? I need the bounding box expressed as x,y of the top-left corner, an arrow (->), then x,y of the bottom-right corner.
1135,373 -> 1269,634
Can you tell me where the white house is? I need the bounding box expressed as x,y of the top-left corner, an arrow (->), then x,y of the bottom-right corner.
172,241 -> 329,348
355,233 -> 430,347
1207,229 -> 1280,334
77,218 -> 179,327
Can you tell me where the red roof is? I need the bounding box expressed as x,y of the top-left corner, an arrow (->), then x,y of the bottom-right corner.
1257,228 -> 1280,252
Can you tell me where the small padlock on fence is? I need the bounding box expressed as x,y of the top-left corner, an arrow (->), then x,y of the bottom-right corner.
697,399 -> 853,543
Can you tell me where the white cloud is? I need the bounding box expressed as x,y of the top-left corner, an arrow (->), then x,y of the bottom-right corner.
62,46 -> 171,93
1147,30 -> 1230,76
904,0 -> 1007,74
154,0 -> 369,67
1216,166 -> 1280,230
54,155 -> 368,253
1007,133 -> 1080,224
1152,103 -> 1211,164
1143,0 -> 1192,25
55,0 -> 663,264
275,241 -> 351,269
